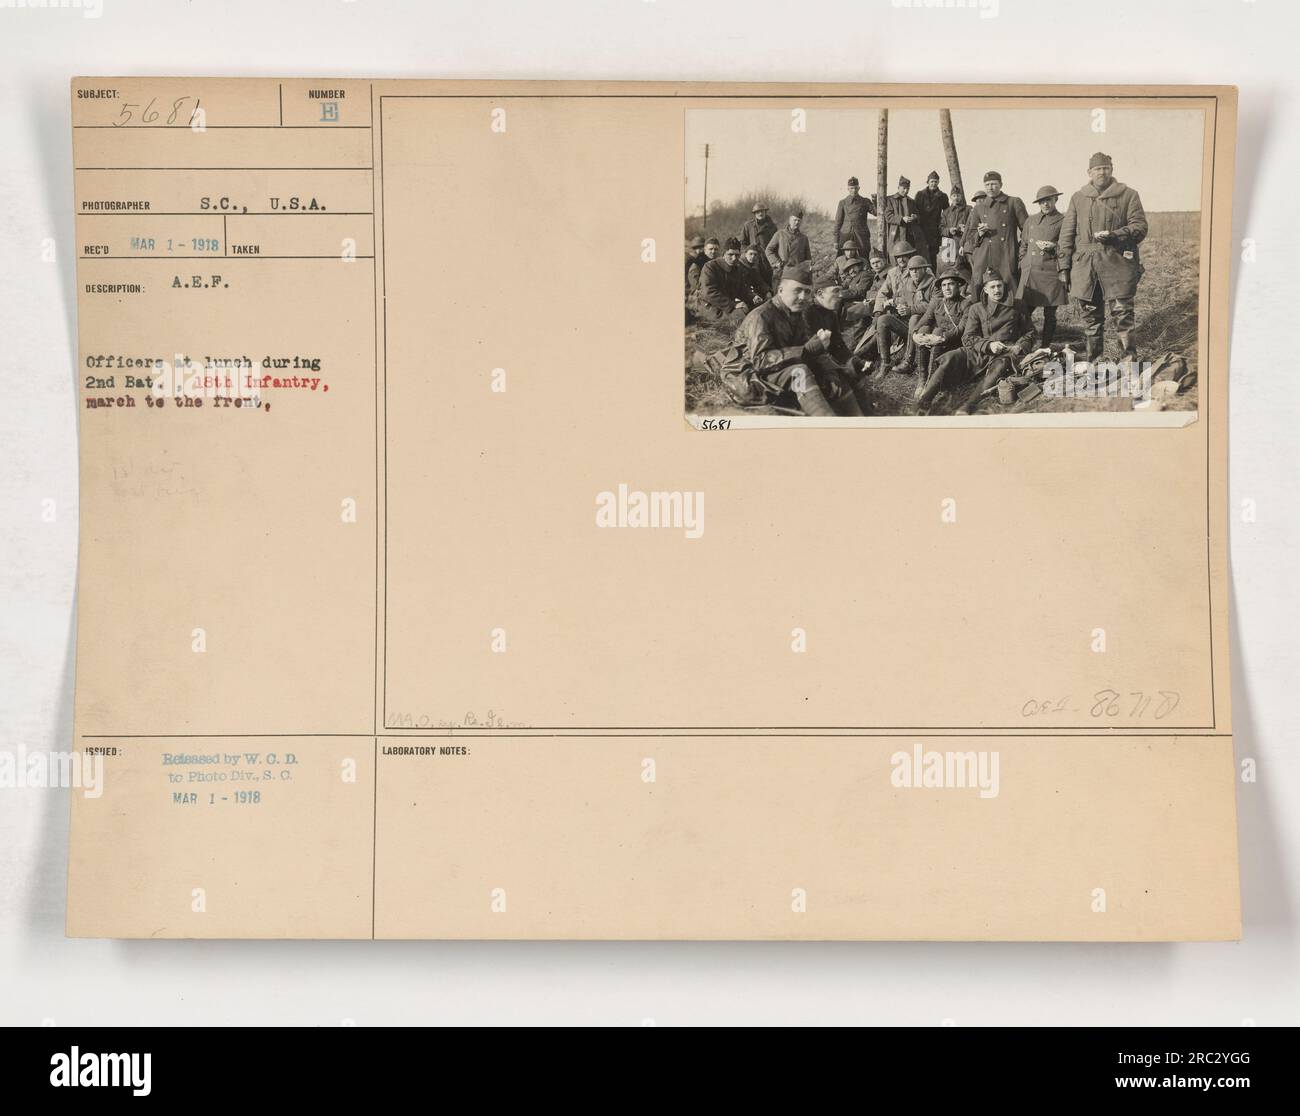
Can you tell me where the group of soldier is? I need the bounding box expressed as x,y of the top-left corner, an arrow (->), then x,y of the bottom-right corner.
686,152 -> 1149,416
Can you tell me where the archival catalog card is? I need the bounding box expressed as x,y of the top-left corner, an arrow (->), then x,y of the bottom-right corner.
65,80 -> 1239,940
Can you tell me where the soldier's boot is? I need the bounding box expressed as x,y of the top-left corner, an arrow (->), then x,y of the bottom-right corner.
1079,297 -> 1105,362
870,325 -> 897,377
913,352 -> 931,400
792,379 -> 836,417
1041,309 -> 1057,347
892,337 -> 916,376
833,388 -> 865,418
1117,330 -> 1138,364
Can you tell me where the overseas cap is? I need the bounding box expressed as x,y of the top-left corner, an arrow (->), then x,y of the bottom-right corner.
781,261 -> 814,286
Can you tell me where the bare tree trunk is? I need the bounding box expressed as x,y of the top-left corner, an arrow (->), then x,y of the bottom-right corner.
939,109 -> 963,198
875,109 -> 889,218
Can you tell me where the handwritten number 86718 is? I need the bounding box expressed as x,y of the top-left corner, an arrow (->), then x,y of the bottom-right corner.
1089,689 -> 1180,719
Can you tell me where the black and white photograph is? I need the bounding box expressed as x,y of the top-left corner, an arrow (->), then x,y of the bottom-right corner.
685,105 -> 1205,422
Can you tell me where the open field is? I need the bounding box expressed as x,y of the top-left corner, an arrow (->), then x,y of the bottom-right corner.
685,209 -> 1200,417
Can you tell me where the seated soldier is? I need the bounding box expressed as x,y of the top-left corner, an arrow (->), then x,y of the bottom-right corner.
685,235 -> 707,294
835,241 -> 864,279
710,262 -> 865,417
692,237 -> 756,325
872,253 -> 932,378
895,254 -> 936,379
802,275 -> 874,412
836,255 -> 878,357
853,250 -> 902,371
955,263 -> 975,310
911,268 -> 971,410
737,243 -> 771,306
687,236 -> 720,294
915,267 -> 1035,416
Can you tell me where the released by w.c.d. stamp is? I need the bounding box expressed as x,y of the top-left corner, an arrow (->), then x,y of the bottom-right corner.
66,81 -> 1238,941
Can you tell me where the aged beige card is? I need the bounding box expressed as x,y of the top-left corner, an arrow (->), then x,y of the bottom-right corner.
66,80 -> 1238,939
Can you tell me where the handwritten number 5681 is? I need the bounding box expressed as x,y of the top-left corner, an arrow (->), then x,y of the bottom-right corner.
111,96 -> 200,127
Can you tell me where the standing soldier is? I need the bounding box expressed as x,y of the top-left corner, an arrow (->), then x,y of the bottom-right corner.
1058,152 -> 1149,362
964,171 -> 1029,288
961,189 -> 986,261
915,170 -> 947,268
882,176 -> 925,268
938,186 -> 971,270
739,203 -> 778,261
765,212 -> 811,291
834,176 -> 876,257
1017,186 -> 1068,345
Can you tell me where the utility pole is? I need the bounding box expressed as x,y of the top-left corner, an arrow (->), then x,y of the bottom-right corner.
702,143 -> 710,232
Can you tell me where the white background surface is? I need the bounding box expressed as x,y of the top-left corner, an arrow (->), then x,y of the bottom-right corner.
1,0 -> 1295,1026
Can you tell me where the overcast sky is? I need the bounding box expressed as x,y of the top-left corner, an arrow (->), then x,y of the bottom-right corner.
685,107 -> 1205,217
